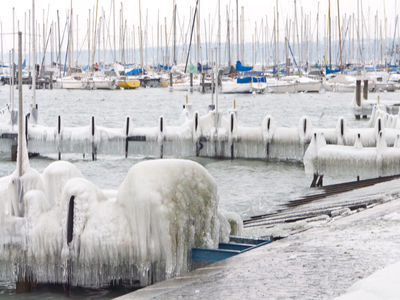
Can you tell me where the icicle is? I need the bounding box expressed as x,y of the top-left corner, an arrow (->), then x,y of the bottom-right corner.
298,116 -> 312,144
394,134 -> 400,148
354,133 -> 363,149
261,115 -> 275,142
336,117 -> 346,145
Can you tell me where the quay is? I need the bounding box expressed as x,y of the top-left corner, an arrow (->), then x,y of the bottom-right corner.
115,177 -> 400,299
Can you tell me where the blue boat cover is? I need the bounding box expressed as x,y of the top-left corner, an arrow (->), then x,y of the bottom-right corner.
126,68 -> 144,75
326,66 -> 341,74
197,63 -> 211,72
237,76 -> 266,83
236,60 -> 252,72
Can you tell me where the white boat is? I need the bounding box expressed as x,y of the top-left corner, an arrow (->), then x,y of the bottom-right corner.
221,79 -> 252,94
90,75 -> 116,90
57,76 -> 85,89
266,78 -> 297,93
324,74 -> 376,93
295,77 -> 322,92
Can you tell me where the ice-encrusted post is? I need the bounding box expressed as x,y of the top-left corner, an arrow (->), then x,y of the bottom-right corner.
229,112 -> 237,159
15,30 -> 36,294
159,116 -> 164,158
125,116 -> 130,158
262,115 -> 275,161
299,116 -> 312,157
25,114 -> 29,147
64,196 -> 75,294
355,80 -> 361,119
304,132 -> 326,187
376,131 -> 387,177
57,115 -> 61,160
91,116 -> 96,161
194,112 -> 201,156
337,118 -> 345,145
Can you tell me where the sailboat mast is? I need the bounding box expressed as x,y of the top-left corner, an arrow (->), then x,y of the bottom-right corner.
88,9 -> 91,70
227,6 -> 231,66
316,2 -> 319,64
276,0 -> 279,75
139,0 -> 144,74
337,0 -> 343,73
218,0 -> 221,66
196,0 -> 201,66
92,0 -> 99,73
173,0 -> 177,64
236,0 -> 239,62
32,0 -> 37,123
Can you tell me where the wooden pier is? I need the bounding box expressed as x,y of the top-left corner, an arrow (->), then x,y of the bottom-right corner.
244,174 -> 400,229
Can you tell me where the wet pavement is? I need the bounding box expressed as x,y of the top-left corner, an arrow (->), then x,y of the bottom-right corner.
115,196 -> 400,300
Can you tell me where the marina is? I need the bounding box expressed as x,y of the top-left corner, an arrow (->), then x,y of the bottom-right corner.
0,0 -> 399,299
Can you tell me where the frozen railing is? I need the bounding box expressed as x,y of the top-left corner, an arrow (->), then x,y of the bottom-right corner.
1,108 -> 399,162
304,129 -> 400,184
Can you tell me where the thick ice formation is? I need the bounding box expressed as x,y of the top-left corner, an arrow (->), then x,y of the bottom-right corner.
0,159 -> 234,288
334,261 -> 400,300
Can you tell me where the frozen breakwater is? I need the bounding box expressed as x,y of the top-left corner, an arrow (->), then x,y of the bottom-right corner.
0,157 -> 241,289
2,105 -> 400,163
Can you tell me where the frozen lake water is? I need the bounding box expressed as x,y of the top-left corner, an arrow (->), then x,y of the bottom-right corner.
0,85 -> 399,298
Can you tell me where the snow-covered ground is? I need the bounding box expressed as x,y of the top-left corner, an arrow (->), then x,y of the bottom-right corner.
335,261 -> 400,300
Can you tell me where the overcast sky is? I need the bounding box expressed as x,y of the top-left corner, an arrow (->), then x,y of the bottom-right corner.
0,0 -> 398,54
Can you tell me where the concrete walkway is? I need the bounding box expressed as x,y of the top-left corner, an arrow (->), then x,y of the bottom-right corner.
116,197 -> 400,299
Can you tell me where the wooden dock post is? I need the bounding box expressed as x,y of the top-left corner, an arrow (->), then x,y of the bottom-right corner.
159,116 -> 164,158
190,72 -> 193,93
355,80 -> 361,119
201,73 -> 205,93
25,114 -> 29,145
50,72 -> 53,89
125,116 -> 130,158
194,112 -> 201,156
230,113 -> 234,159
91,116 -> 96,161
362,80 -> 368,118
363,80 -> 368,100
11,138 -> 17,162
58,115 -> 61,160
169,72 -> 173,90
266,117 -> 271,161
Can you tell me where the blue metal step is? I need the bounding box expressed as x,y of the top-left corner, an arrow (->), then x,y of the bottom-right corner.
192,236 -> 273,263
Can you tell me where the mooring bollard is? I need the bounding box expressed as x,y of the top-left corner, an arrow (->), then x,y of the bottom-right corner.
125,116 -> 130,158
58,115 -> 61,160
91,116 -> 96,161
355,80 -> 361,120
